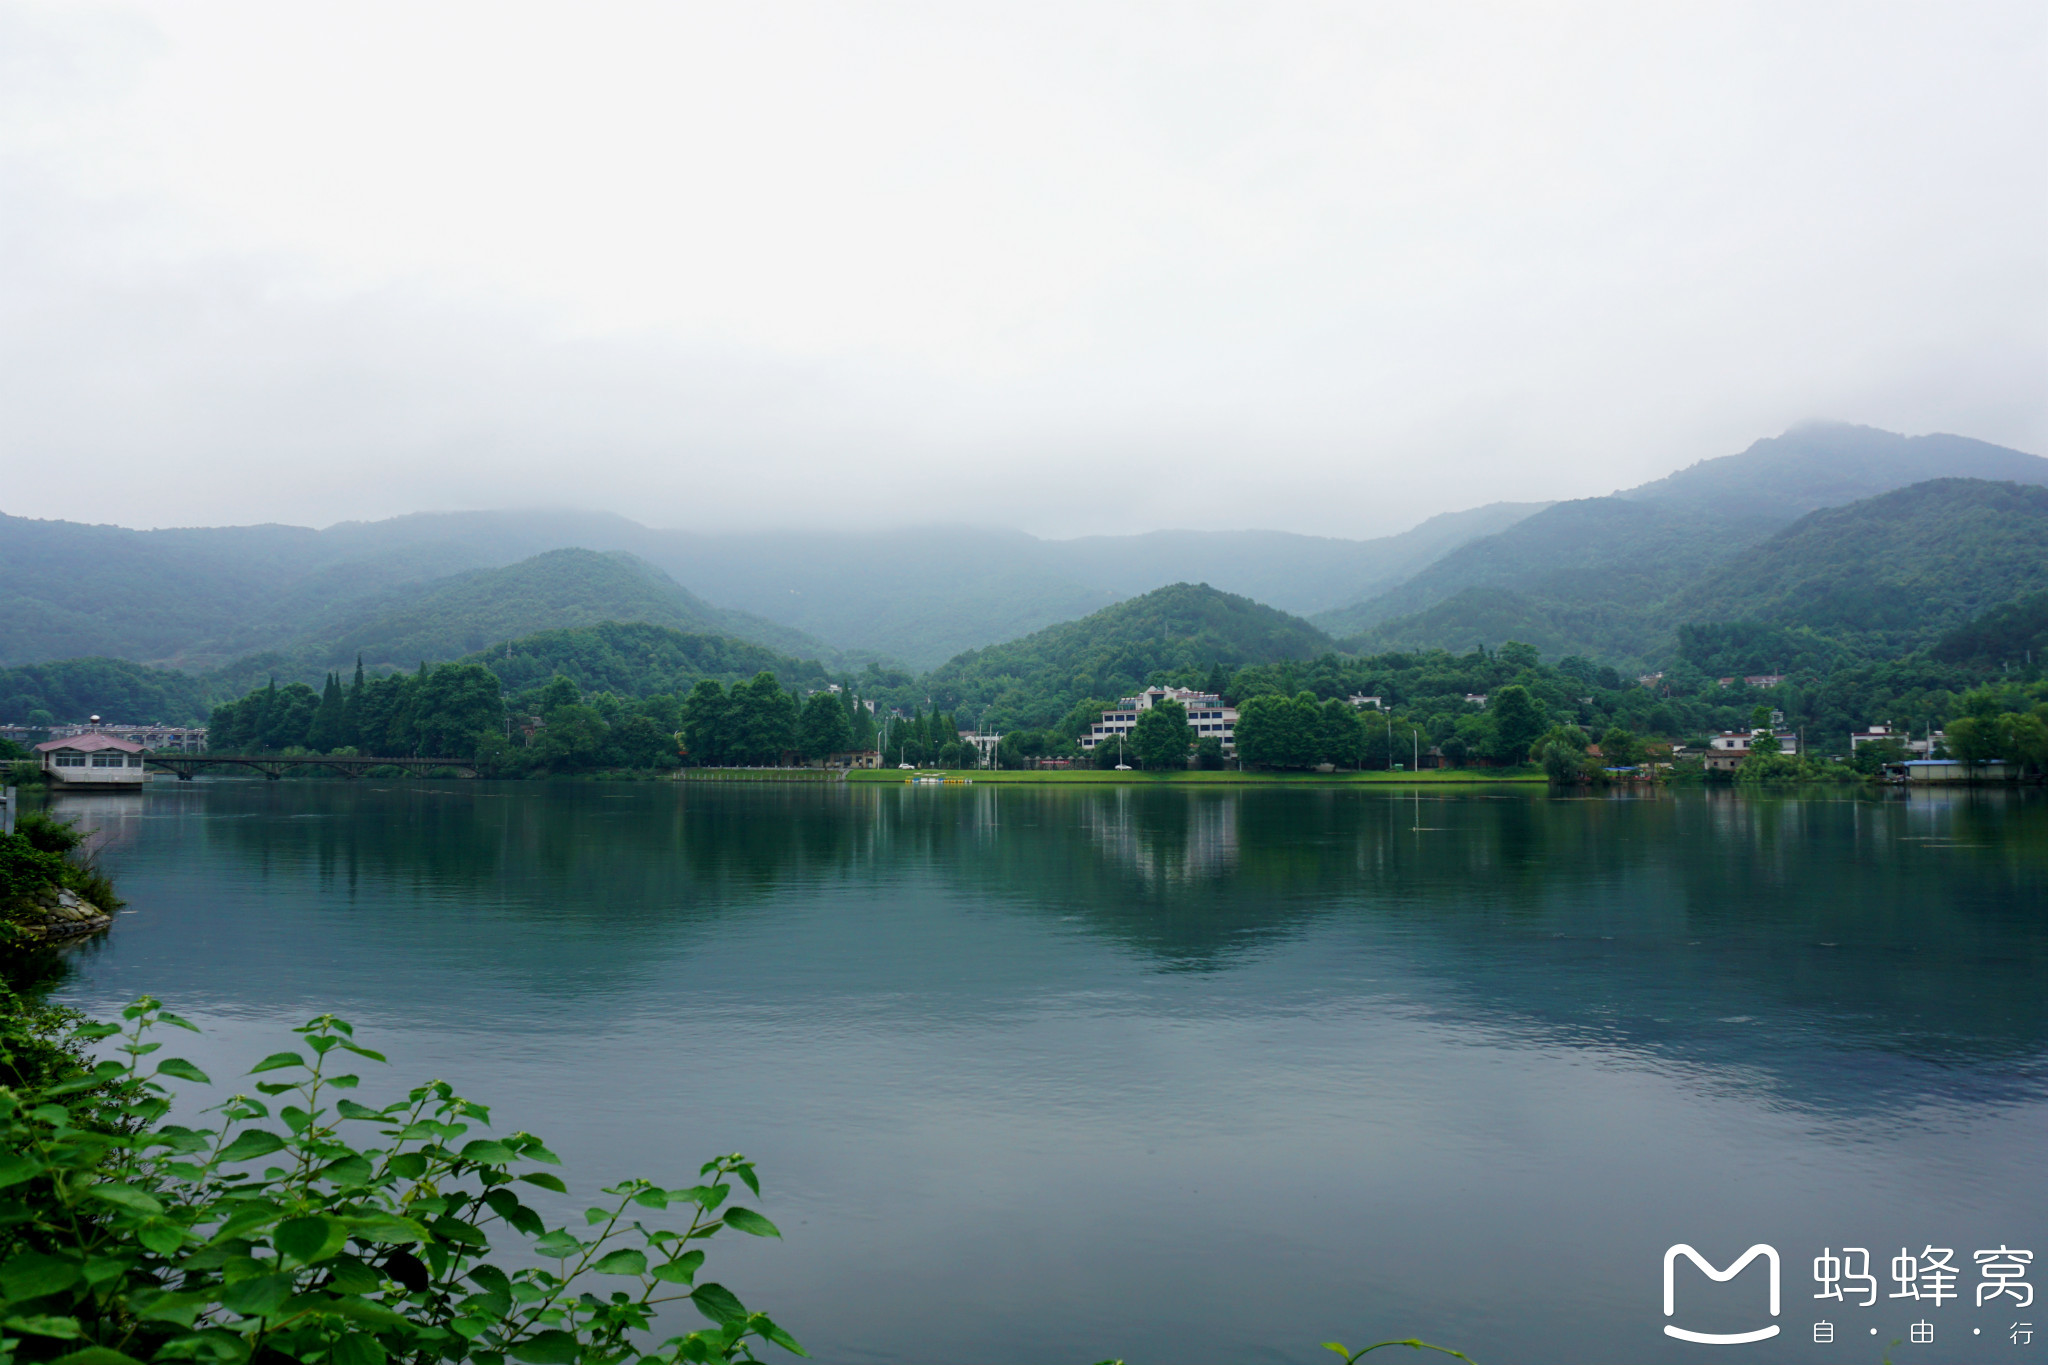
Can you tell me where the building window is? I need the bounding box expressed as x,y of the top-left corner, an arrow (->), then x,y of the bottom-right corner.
54,753 -> 86,767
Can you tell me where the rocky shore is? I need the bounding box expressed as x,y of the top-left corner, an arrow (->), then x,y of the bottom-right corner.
9,886 -> 114,942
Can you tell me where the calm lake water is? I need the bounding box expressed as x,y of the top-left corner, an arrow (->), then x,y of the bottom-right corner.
48,780 -> 2048,1364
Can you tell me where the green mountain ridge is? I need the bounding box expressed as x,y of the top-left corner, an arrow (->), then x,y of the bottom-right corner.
923,582 -> 1334,730
1344,477 -> 2048,668
200,548 -> 837,693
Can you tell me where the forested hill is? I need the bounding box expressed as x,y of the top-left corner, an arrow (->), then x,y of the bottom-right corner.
457,620 -> 831,699
1331,475 -> 2048,667
923,582 -> 1333,730
1314,424 -> 2048,650
203,548 -> 834,692
1669,479 -> 2048,649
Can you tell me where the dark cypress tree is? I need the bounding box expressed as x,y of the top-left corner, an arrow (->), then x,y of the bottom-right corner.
306,673 -> 346,752
341,657 -> 366,750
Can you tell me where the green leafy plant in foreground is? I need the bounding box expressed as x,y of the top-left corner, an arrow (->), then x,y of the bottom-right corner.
1322,1339 -> 1474,1364
0,998 -> 803,1365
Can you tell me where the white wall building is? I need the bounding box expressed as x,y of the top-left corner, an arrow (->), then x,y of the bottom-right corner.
35,732 -> 151,788
1848,725 -> 1938,757
1080,687 -> 1237,754
1703,731 -> 1802,772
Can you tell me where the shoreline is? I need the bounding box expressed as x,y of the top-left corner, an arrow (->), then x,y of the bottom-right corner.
840,767 -> 1547,785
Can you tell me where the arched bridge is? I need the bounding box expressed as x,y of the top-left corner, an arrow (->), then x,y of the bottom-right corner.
146,755 -> 478,781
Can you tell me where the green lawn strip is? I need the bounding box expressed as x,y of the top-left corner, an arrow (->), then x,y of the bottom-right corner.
844,767 -> 1544,784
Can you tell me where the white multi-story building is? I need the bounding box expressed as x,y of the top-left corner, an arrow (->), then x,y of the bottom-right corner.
34,722 -> 208,752
1080,687 -> 1237,754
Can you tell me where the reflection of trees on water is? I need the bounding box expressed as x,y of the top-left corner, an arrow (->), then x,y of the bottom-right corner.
126,781 -> 2048,1110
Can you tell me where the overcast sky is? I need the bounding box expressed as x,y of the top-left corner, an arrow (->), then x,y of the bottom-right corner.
2,1 -> 2042,539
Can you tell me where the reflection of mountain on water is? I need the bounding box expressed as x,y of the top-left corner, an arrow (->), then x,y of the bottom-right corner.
83,781 -> 2048,1117
930,785 -> 2048,1113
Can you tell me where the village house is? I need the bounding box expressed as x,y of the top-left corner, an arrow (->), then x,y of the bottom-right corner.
1702,730 -> 1802,772
1080,686 -> 1237,755
1848,725 -> 1940,757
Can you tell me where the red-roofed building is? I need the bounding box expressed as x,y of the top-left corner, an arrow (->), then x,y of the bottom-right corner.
35,732 -> 149,789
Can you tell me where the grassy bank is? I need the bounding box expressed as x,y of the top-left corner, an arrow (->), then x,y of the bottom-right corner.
845,767 -> 1545,785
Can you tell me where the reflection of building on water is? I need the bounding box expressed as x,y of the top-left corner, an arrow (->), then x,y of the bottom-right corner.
1078,791 -> 1239,886
47,791 -> 153,860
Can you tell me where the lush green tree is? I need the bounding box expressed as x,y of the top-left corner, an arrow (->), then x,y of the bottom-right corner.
258,681 -> 320,752
729,672 -> 799,765
1484,685 -> 1545,764
1235,693 -> 1319,769
538,703 -> 611,769
413,663 -> 506,757
680,680 -> 732,765
539,674 -> 582,712
799,690 -> 854,759
1130,699 -> 1193,770
1531,725 -> 1599,783
1497,640 -> 1540,672
1597,726 -> 1641,765
1316,698 -> 1366,768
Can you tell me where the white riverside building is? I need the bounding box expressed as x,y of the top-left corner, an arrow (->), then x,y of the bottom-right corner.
1080,687 -> 1237,755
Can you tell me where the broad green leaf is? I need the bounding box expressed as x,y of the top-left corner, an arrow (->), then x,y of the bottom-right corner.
513,1138 -> 561,1165
275,1215 -> 347,1265
330,1332 -> 387,1365
50,1348 -> 150,1365
755,1315 -> 807,1357
337,1041 -> 387,1062
335,1100 -> 383,1121
720,1208 -> 780,1239
650,1251 -> 704,1286
339,1213 -> 426,1245
0,1154 -> 41,1189
591,1249 -> 646,1276
460,1140 -> 517,1166
385,1152 -> 428,1179
137,1221 -> 188,1255
532,1231 -> 582,1259
517,1172 -> 568,1194
318,1155 -> 374,1187
80,1258 -> 129,1288
220,1272 -> 293,1317
130,1289 -> 212,1327
481,1190 -> 544,1237
247,1051 -> 307,1075
216,1130 -> 288,1163
1,1251 -> 83,1300
326,1298 -> 410,1329
156,1059 -> 211,1084
507,1329 -> 581,1364
85,1182 -> 164,1215
3,1314 -> 84,1339
322,1255 -> 383,1296
689,1283 -> 747,1327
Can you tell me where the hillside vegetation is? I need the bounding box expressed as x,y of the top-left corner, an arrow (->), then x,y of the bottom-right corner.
923,582 -> 1333,729
204,549 -> 833,691
1317,424 -> 2048,659
1670,480 -> 2048,648
1934,591 -> 2048,666
1337,476 -> 2048,666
